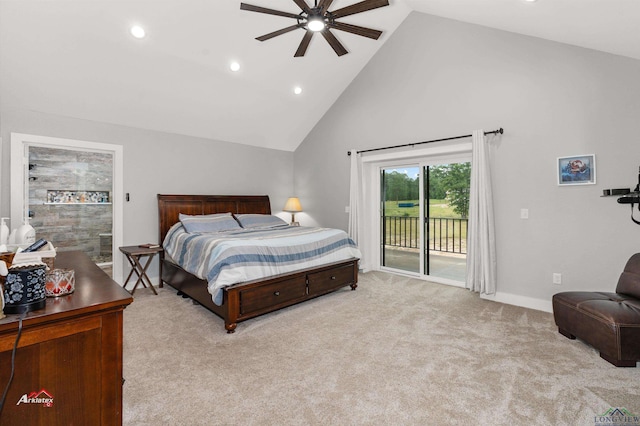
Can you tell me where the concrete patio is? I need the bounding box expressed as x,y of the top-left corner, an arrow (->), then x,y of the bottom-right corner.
383,247 -> 466,282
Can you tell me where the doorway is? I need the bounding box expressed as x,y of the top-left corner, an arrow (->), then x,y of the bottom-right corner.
379,160 -> 470,283
27,146 -> 114,266
10,133 -> 124,283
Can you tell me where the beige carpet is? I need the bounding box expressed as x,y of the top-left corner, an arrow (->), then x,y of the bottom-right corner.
122,271 -> 640,425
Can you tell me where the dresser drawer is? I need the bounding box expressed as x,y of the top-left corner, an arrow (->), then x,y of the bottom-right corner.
307,264 -> 355,296
239,276 -> 307,315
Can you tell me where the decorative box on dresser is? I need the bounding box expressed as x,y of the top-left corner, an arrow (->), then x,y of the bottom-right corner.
0,251 -> 133,425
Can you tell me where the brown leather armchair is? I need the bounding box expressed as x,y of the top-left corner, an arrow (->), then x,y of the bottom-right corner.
552,253 -> 640,367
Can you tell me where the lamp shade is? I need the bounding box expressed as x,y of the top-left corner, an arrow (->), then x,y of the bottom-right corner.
283,197 -> 302,212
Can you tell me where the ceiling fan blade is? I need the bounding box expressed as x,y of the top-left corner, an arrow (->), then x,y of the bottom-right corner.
317,0 -> 335,14
240,3 -> 301,20
294,31 -> 314,57
321,30 -> 348,56
330,0 -> 389,19
256,24 -> 303,41
329,22 -> 382,39
291,0 -> 311,14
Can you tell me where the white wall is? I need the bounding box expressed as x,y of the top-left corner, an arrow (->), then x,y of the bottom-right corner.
294,12 -> 640,311
0,109 -> 294,283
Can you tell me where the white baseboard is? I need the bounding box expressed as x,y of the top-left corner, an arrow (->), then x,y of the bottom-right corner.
361,267 -> 554,313
481,291 -> 553,313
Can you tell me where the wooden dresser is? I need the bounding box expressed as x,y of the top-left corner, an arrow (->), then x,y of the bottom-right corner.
0,251 -> 133,425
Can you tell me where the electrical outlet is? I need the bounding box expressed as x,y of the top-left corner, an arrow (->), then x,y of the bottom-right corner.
553,273 -> 562,285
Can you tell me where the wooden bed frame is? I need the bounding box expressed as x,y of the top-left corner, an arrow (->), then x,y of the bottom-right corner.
157,194 -> 359,333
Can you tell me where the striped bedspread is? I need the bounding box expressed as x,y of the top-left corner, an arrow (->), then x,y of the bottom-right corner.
163,224 -> 361,305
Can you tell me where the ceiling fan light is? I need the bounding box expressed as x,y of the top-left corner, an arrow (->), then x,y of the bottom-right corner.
307,17 -> 325,32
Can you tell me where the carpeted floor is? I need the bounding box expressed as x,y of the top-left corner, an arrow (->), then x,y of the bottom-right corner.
122,271 -> 640,425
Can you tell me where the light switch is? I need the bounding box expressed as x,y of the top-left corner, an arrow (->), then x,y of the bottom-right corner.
520,208 -> 529,219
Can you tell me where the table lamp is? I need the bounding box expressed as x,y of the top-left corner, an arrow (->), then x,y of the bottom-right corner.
283,197 -> 302,226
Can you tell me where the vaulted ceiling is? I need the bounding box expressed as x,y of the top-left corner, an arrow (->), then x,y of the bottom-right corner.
1,0 -> 638,152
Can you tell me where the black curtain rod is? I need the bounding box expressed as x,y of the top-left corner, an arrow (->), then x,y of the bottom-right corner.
347,127 -> 504,156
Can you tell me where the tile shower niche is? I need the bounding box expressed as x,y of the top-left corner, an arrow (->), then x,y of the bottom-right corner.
28,147 -> 114,265
46,190 -> 111,204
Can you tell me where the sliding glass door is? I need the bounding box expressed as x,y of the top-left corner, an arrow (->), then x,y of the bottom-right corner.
381,166 -> 420,273
380,160 -> 470,283
423,163 -> 469,281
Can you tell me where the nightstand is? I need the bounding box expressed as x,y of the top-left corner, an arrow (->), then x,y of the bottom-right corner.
119,245 -> 163,295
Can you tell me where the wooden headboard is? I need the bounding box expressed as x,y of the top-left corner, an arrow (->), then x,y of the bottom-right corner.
157,194 -> 271,243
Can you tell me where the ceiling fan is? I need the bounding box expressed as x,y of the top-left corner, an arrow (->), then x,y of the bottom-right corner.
240,0 -> 390,57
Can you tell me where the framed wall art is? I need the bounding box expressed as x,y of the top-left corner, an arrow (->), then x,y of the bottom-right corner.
557,154 -> 596,186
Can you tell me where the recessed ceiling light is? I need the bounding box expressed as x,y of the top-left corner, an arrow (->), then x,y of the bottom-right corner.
130,25 -> 146,39
230,61 -> 241,72
523,0 -> 537,2
293,86 -> 303,95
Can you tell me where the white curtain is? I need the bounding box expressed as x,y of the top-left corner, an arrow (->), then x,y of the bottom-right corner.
348,149 -> 360,244
465,130 -> 497,295
348,149 -> 370,271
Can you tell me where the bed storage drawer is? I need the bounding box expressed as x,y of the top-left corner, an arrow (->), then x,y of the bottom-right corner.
307,264 -> 355,296
239,276 -> 307,315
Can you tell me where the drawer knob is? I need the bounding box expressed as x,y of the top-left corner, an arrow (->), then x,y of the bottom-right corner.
331,276 -> 336,280
274,291 -> 280,296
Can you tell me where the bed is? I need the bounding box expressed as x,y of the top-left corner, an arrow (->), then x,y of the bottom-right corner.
158,194 -> 360,333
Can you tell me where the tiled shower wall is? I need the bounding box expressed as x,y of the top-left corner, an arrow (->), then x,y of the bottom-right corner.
28,147 -> 113,264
